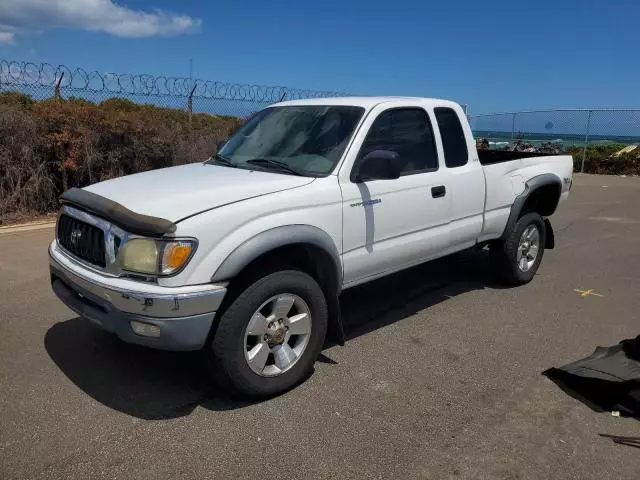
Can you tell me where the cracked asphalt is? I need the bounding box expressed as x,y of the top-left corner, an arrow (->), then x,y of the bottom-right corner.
1,174 -> 640,479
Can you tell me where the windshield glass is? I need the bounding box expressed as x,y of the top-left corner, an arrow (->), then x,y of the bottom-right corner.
207,105 -> 365,176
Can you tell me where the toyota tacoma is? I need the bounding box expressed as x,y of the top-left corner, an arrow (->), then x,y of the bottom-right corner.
49,97 -> 573,396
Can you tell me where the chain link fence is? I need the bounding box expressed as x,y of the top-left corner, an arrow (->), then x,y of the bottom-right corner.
469,109 -> 640,171
2,58 -> 639,221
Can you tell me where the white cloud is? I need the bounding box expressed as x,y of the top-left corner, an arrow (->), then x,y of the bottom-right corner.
0,31 -> 15,44
0,0 -> 202,43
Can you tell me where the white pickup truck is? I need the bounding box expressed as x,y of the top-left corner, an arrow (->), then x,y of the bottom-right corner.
49,97 -> 573,396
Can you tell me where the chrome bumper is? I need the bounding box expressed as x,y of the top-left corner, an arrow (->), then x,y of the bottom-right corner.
49,241 -> 227,350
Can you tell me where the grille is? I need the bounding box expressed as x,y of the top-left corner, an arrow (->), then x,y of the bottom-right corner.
57,214 -> 106,267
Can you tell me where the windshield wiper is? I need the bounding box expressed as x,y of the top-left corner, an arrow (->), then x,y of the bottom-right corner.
245,158 -> 306,176
209,153 -> 237,167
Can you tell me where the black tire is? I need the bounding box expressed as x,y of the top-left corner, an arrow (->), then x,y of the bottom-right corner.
208,270 -> 328,397
491,212 -> 546,286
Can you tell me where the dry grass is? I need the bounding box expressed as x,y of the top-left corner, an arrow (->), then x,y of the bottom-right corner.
0,92 -> 242,223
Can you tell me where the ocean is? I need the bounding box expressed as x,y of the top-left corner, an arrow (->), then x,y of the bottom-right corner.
473,131 -> 640,148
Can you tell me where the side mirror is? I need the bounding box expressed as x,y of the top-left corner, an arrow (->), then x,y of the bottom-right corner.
351,150 -> 401,183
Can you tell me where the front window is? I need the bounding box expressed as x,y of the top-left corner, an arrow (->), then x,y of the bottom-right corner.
356,107 -> 439,175
207,105 -> 365,176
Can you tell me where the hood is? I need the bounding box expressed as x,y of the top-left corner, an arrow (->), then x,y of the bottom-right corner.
84,163 -> 314,222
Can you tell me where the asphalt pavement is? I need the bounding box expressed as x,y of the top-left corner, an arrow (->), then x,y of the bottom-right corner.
1,174 -> 640,479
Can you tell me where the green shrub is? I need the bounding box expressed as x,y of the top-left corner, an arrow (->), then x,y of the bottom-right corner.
568,144 -> 640,175
0,91 -> 36,108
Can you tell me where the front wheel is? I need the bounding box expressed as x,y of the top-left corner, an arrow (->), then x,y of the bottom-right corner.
491,212 -> 546,286
208,270 -> 328,397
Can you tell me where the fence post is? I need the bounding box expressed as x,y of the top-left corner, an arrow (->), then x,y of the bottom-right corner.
187,84 -> 197,124
581,110 -> 593,173
186,83 -> 198,162
510,113 -> 516,143
54,72 -> 64,100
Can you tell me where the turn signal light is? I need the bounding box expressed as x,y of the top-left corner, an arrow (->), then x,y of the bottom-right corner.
162,242 -> 194,273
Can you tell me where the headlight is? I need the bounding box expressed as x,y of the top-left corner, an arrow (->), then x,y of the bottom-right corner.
120,238 -> 196,276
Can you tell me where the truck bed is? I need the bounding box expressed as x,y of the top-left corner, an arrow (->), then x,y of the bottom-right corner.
477,152 -> 573,243
478,149 -> 559,165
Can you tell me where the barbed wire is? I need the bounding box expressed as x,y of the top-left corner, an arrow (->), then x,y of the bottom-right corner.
0,60 -> 347,102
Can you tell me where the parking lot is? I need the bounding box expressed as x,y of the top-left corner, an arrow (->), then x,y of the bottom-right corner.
1,173 -> 640,479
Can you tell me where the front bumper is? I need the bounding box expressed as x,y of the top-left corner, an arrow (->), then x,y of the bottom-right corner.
49,242 -> 227,351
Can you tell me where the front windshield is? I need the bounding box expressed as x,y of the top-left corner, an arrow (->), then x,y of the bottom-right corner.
207,105 -> 365,176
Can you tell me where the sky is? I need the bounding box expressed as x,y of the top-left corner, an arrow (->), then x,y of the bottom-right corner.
0,0 -> 639,114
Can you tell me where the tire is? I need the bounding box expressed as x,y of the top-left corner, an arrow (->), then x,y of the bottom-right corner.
208,270 -> 328,397
491,212 -> 546,286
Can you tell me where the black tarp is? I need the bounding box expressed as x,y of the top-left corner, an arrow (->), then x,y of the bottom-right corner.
544,336 -> 640,417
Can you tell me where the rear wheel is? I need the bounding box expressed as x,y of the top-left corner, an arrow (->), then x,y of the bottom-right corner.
208,270 -> 328,397
491,212 -> 546,285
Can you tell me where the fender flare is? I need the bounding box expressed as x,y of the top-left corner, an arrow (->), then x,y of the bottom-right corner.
211,225 -> 345,345
211,225 -> 343,289
500,173 -> 562,240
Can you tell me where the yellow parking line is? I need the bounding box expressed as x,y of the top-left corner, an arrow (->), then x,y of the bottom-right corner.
574,288 -> 604,298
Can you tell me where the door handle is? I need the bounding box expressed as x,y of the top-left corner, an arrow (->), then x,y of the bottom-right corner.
431,185 -> 446,198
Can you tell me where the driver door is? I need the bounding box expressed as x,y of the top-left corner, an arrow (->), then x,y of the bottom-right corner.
339,105 -> 451,287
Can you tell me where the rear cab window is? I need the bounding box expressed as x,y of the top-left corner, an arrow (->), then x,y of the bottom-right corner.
434,107 -> 469,168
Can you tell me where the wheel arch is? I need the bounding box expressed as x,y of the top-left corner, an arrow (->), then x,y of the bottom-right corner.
211,225 -> 345,345
500,173 -> 562,245
211,225 -> 342,286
